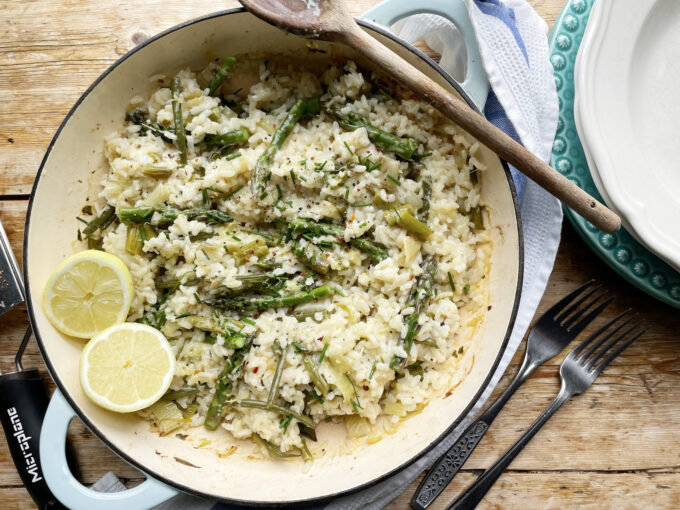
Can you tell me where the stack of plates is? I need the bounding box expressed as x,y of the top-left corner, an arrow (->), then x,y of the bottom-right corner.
575,0 -> 680,271
549,0 -> 680,308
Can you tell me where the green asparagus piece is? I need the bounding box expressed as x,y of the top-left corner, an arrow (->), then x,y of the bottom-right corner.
164,387 -> 199,400
124,109 -> 174,143
82,204 -> 115,238
252,433 -> 300,458
251,97 -> 320,199
289,217 -> 388,263
204,334 -> 253,430
267,344 -> 288,407
293,238 -> 330,275
325,106 -> 419,160
199,127 -> 251,147
119,206 -> 233,227
236,399 -> 315,429
420,179 -> 432,223
208,57 -> 236,96
214,273 -> 287,298
171,76 -> 187,165
300,437 -> 313,461
402,255 -> 437,355
469,206 -> 484,230
208,284 -> 333,312
386,205 -> 432,239
304,355 -> 329,395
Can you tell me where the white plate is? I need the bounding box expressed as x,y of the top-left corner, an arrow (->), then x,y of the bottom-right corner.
575,0 -> 680,271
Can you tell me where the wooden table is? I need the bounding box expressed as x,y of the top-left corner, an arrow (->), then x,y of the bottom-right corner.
1,1 -> 678,508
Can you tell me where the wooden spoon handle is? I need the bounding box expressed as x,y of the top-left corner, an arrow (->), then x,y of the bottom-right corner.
343,26 -> 621,233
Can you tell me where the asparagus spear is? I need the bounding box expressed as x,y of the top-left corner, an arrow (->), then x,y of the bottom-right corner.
420,179 -> 432,223
325,106 -> 419,160
82,204 -> 115,238
303,355 -> 329,395
208,284 -> 332,312
236,400 -> 315,429
392,255 -> 437,369
124,109 -> 174,143
267,344 -> 288,407
289,218 -> 388,263
213,273 -> 287,298
251,97 -> 320,200
204,334 -> 254,430
208,57 -> 236,96
293,238 -> 330,275
252,433 -> 300,459
405,255 -> 437,353
171,76 -> 188,165
199,127 -> 251,147
118,206 -> 233,227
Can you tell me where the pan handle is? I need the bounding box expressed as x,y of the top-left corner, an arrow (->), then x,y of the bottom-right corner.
361,0 -> 489,110
40,390 -> 178,510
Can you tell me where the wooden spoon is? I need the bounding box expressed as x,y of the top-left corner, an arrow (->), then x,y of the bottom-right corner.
238,0 -> 621,233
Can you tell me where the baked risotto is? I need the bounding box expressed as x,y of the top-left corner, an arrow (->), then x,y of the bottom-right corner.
79,57 -> 490,459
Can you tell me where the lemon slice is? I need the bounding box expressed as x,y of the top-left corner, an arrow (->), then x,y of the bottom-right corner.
80,323 -> 176,412
42,250 -> 133,339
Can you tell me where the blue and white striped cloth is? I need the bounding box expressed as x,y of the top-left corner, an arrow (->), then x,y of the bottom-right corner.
94,1 -> 561,508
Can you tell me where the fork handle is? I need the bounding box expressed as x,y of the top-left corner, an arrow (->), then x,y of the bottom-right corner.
412,355 -> 540,510
447,387 -> 573,510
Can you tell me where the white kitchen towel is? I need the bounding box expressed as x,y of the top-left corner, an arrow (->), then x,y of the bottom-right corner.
92,1 -> 562,508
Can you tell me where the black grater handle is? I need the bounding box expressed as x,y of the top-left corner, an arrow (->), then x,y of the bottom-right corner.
0,369 -> 67,509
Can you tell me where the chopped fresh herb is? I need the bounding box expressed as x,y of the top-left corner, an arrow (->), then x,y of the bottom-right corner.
299,159 -> 307,167
201,249 -> 210,260
345,374 -> 362,412
280,415 -> 293,433
350,202 -> 372,208
369,360 -> 377,380
343,141 -> 354,155
318,342 -> 329,363
447,272 -> 455,293
290,170 -> 298,188
175,312 -> 191,319
201,188 -> 209,204
292,341 -> 309,353
224,185 -> 244,201
386,174 -> 401,186
230,234 -> 242,242
413,152 -> 432,160
75,216 -> 88,225
359,222 -> 368,229
344,188 -> 349,200
193,292 -> 202,305
299,175 -> 307,182
308,390 -> 324,404
225,152 -> 241,161
463,284 -> 470,295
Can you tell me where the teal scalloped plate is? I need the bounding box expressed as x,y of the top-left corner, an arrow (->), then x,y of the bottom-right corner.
548,0 -> 680,308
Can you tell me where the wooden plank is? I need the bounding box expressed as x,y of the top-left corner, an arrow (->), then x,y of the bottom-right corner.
388,472 -> 680,510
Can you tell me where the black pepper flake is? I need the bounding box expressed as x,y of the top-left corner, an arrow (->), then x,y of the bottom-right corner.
7,137 -> 14,144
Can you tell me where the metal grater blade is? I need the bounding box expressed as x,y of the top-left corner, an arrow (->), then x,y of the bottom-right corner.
0,220 -> 25,316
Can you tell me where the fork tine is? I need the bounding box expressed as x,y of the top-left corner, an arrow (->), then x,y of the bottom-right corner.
565,304 -> 622,360
542,280 -> 597,321
564,295 -> 614,336
591,324 -> 649,377
561,290 -> 609,329
585,319 -> 644,371
553,281 -> 600,322
578,310 -> 636,363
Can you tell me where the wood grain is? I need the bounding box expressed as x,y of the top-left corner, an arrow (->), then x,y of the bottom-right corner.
1,1 -> 678,509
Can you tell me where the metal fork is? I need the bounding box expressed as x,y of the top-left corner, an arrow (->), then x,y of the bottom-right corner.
447,310 -> 649,510
412,281 -> 611,510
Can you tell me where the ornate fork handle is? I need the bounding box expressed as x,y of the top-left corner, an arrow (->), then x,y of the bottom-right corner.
413,420 -> 490,509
